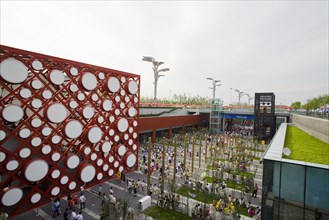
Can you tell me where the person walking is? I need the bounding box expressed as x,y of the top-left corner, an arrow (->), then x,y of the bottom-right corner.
76,211 -> 83,220
252,184 -> 258,198
71,208 -> 77,220
63,208 -> 69,220
98,184 -> 102,196
79,193 -> 86,210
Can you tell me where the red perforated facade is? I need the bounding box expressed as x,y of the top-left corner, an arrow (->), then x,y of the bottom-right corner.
0,45 -> 140,216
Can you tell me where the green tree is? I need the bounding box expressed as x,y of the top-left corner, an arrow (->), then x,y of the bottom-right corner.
291,101 -> 301,109
302,94 -> 329,110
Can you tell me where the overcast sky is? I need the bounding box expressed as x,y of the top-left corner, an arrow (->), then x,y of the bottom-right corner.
1,1 -> 328,106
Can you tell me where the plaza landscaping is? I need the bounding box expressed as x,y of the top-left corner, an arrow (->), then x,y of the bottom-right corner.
145,205 -> 192,220
283,125 -> 329,165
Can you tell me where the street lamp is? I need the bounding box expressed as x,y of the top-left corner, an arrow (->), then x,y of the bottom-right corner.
234,89 -> 244,105
142,56 -> 170,101
244,93 -> 254,106
206,77 -> 222,100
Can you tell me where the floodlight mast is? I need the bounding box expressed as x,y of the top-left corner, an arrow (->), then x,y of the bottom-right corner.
143,56 -> 170,101
206,77 -> 222,100
234,89 -> 244,105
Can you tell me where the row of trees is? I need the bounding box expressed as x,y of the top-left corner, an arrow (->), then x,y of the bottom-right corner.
291,94 -> 329,110
140,93 -> 210,106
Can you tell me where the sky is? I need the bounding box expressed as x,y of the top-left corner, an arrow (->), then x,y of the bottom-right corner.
1,1 -> 328,106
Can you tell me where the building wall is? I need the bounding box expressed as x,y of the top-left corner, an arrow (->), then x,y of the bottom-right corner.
291,114 -> 329,144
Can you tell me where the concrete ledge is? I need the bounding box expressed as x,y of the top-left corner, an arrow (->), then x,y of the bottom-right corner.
291,114 -> 329,144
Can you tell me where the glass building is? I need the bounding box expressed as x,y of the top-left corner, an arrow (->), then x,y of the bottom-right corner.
262,123 -> 329,220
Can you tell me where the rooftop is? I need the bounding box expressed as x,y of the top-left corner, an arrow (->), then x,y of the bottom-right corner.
283,125 -> 329,165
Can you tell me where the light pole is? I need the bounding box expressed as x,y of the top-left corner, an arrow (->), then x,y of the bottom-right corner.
142,56 -> 170,101
206,77 -> 222,100
244,93 -> 254,106
234,89 -> 244,105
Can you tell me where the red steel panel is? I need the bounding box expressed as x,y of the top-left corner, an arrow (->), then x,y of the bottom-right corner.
0,45 -> 140,216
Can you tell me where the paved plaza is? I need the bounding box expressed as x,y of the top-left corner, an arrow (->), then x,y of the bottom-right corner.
11,132 -> 263,220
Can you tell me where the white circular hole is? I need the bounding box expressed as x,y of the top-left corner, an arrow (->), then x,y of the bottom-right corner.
114,135 -> 120,142
126,154 -> 137,167
31,99 -> 42,109
90,153 -> 97,161
115,109 -> 120,116
31,118 -> 42,128
128,127 -> 133,133
132,144 -> 137,150
107,77 -> 120,93
109,116 -> 115,123
0,130 -> 6,141
6,160 -> 19,171
97,173 -> 103,180
101,141 -> 112,153
24,159 -> 49,182
31,79 -> 43,89
51,186 -> 60,196
102,99 -> 112,111
128,80 -> 138,94
83,106 -> 94,119
0,151 -> 6,163
120,90 -> 126,96
115,95 -> 121,102
109,156 -> 114,163
51,169 -> 60,179
124,134 -> 129,140
50,70 -> 65,85
103,164 -> 109,171
84,147 -> 91,155
98,72 -> 105,79
134,97 -> 138,103
69,100 -> 78,109
2,105 -> 24,122
77,92 -> 85,101
125,96 -> 130,102
92,94 -> 99,101
128,107 -> 137,117
88,126 -> 102,143
109,129 -> 115,136
42,127 -> 52,136
42,145 -> 51,155
70,84 -> 78,92
65,120 -> 83,139
31,193 -> 41,204
47,103 -> 68,123
120,102 -> 125,109
52,135 -> 61,144
80,165 -> 96,182
66,155 -> 80,169
19,128 -> 31,138
108,169 -> 114,176
69,181 -> 77,190
117,118 -> 128,132
20,88 -> 31,99
19,148 -> 31,158
81,72 -> 97,91
128,139 -> 133,145
121,76 -> 126,83
70,67 -> 78,76
1,187 -> 23,206
133,132 -> 138,139
114,161 -> 119,168
31,137 -> 42,147
97,159 -> 103,166
60,176 -> 69,185
32,60 -> 43,70
133,121 -> 138,127
42,90 -> 52,99
0,58 -> 28,83
98,116 -> 104,123
119,166 -> 124,172
51,152 -> 61,162
118,145 -> 126,156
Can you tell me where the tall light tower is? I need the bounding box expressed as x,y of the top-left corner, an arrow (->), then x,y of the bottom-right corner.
234,89 -> 244,105
142,56 -> 170,101
206,77 -> 222,100
244,93 -> 254,106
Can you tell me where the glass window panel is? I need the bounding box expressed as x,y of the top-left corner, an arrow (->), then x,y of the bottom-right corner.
273,161 -> 281,198
279,203 -> 304,220
305,167 -> 329,212
280,163 -> 305,204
